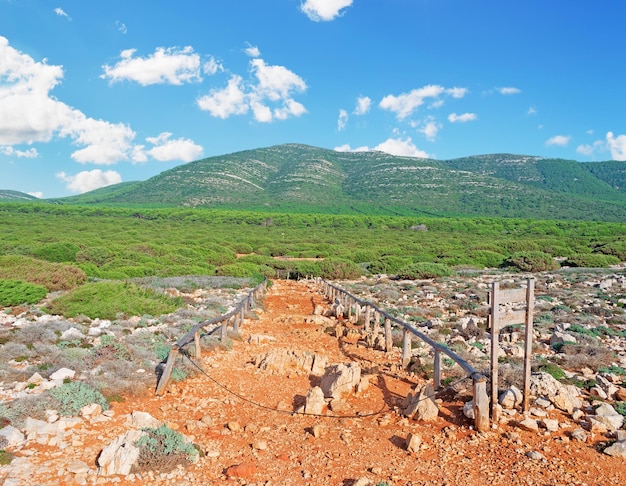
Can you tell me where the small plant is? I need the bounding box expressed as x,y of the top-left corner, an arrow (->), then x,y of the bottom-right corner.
539,363 -> 566,381
615,401 -> 626,418
0,449 -> 15,466
48,381 -> 109,416
134,425 -> 199,473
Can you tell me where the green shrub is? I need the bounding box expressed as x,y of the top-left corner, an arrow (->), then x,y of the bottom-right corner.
468,250 -> 506,268
32,242 -> 80,263
46,281 -> 183,320
367,256 -> 413,274
215,262 -> 264,278
134,425 -> 198,473
396,262 -> 453,279
505,251 -> 559,272
317,259 -> 362,279
539,363 -> 566,381
48,381 -> 109,416
595,241 -> 626,261
564,253 -> 620,268
0,279 -> 47,306
0,255 -> 86,291
615,401 -> 626,418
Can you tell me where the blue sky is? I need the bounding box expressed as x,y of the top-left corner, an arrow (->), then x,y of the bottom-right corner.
1,0 -> 626,198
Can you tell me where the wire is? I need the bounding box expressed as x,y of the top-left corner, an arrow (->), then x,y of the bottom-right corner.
176,347 -> 472,420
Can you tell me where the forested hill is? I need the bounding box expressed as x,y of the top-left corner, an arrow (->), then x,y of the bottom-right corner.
15,144 -> 626,220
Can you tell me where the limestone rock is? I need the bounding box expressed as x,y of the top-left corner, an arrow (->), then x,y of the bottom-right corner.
499,385 -> 523,409
125,411 -> 161,430
593,403 -> 624,432
517,418 -> 539,432
604,440 -> 626,458
247,334 -> 276,345
463,400 -> 475,420
406,432 -> 422,453
529,372 -> 581,413
571,428 -> 588,442
0,425 -> 25,447
320,363 -> 361,399
254,348 -> 328,376
97,429 -> 144,476
303,386 -> 326,415
403,384 -> 439,421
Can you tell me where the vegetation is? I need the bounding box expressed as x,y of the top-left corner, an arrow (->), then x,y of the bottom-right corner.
48,381 -> 109,416
134,425 -> 199,473
396,262 -> 454,279
0,255 -> 86,291
0,279 -> 47,306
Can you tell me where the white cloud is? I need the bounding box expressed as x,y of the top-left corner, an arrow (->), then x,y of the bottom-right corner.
606,132 -> 626,161
419,118 -> 442,142
301,0 -> 353,21
142,132 -> 203,162
335,137 -> 430,158
576,142 -> 602,156
203,57 -> 223,75
545,135 -> 571,147
197,57 -> 307,123
101,46 -> 206,86
244,45 -> 261,57
0,146 -> 38,158
197,75 -> 249,118
379,85 -> 448,120
448,112 -> 477,123
497,87 -> 522,95
0,36 -> 137,164
446,87 -> 468,98
116,20 -> 127,34
527,106 -> 537,115
354,96 -> 371,115
54,8 -> 70,20
338,109 -> 348,131
56,169 -> 122,193
27,191 -> 43,199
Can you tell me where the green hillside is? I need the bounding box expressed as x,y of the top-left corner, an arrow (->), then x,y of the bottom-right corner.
9,144 -> 626,220
0,190 -> 40,202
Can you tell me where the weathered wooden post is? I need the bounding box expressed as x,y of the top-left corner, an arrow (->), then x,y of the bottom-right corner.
194,331 -> 202,359
433,349 -> 441,390
473,375 -> 490,432
373,311 -> 380,335
354,303 -> 361,324
240,307 -> 245,329
364,306 -> 371,331
402,327 -> 411,368
522,279 -> 535,413
220,319 -> 228,342
490,281 -> 500,420
155,347 -> 179,396
233,314 -> 239,334
384,318 -> 392,352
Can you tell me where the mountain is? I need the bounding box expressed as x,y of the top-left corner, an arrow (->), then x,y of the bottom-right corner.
20,144 -> 626,220
0,190 -> 40,202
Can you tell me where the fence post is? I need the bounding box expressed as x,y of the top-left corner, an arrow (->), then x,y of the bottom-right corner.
433,349 -> 441,390
473,376 -> 490,432
402,327 -> 411,368
220,320 -> 228,342
522,279 -> 535,413
490,281 -> 500,420
384,318 -> 392,352
355,303 -> 361,324
155,348 -> 179,396
373,311 -> 380,335
233,314 -> 239,334
194,331 -> 202,360
364,306 -> 371,331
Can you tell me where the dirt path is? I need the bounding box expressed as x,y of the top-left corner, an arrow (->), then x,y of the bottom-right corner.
9,280 -> 626,485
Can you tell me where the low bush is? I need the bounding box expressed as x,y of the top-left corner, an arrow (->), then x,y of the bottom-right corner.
48,381 -> 109,416
32,242 -> 80,263
564,253 -> 620,268
505,251 -> 560,272
0,255 -> 86,291
396,262 -> 453,280
46,281 -> 183,320
134,425 -> 199,473
367,256 -> 413,274
0,279 -> 47,306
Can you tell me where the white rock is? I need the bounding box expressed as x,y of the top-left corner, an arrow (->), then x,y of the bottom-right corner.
50,368 -> 75,381
406,432 -> 422,453
303,386 -> 326,415
97,429 -> 144,476
499,386 -> 523,409
0,425 -> 25,447
604,440 -> 626,458
125,411 -> 161,429
320,363 -> 361,399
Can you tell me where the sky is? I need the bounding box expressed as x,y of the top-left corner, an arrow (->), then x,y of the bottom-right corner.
1,0 -> 626,198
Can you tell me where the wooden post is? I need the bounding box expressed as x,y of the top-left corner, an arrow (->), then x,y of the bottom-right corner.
473,376 -> 490,432
433,349 -> 441,390
347,298 -> 352,320
155,348 -> 179,396
384,318 -> 392,352
373,311 -> 380,335
233,314 -> 239,334
240,307 -> 245,329
490,281 -> 500,420
402,328 -> 411,368
194,331 -> 202,359
220,320 -> 228,342
364,306 -> 371,331
522,279 -> 535,413
354,304 -> 361,324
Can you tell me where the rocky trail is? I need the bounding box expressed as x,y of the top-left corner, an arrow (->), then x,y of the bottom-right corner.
3,279 -> 626,485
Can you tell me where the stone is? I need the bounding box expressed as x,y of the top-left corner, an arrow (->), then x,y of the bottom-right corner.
549,331 -> 577,347
0,425 -> 25,447
225,463 -> 258,479
540,419 -> 559,432
61,327 -> 85,341
571,428 -> 588,442
320,362 -> 361,399
97,429 -> 144,476
126,411 -> 161,429
303,386 -> 326,415
593,403 -> 624,431
247,334 -> 276,345
353,478 -> 372,486
499,385 -> 523,409
311,424 -> 325,438
403,384 -> 439,421
517,418 -> 539,432
227,422 -> 241,432
254,349 -> 328,376
463,400 -> 475,420
526,451 -> 544,460
80,403 -> 102,418
67,460 -> 90,474
252,439 -> 267,450
530,372 -> 581,413
604,440 -> 626,458
27,372 -> 44,385
615,389 -> 626,401
406,432 -> 422,453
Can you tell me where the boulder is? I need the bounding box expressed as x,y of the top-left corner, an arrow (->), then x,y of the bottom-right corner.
593,403 -> 624,432
97,429 -> 144,476
604,440 -> 626,458
530,372 -> 582,413
303,386 -> 325,415
49,367 -> 75,381
517,418 -> 539,432
499,385 -> 523,409
320,363 -> 361,399
254,349 -> 328,376
403,384 -> 439,421
0,425 -> 25,447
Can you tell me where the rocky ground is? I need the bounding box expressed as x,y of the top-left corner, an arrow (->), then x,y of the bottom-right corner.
1,275 -> 626,485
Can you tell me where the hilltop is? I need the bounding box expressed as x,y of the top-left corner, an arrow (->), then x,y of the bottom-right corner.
5,144 -> 626,220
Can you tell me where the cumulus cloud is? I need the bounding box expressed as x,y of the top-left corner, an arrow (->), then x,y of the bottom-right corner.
56,169 -> 122,193
54,8 -> 70,20
0,36 -> 137,164
606,132 -> 626,161
545,135 -> 571,147
419,117 -> 442,141
335,137 -> 430,158
301,0 -> 353,21
245,45 -> 261,57
448,112 -> 477,123
380,85 -> 467,120
497,87 -> 521,95
337,109 -> 348,131
141,132 -> 203,162
354,96 -> 371,115
0,146 -> 38,158
197,56 -> 307,123
101,46 -> 213,86
576,141 -> 603,157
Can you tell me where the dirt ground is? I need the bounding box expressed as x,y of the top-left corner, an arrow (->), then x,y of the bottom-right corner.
11,279 -> 626,485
